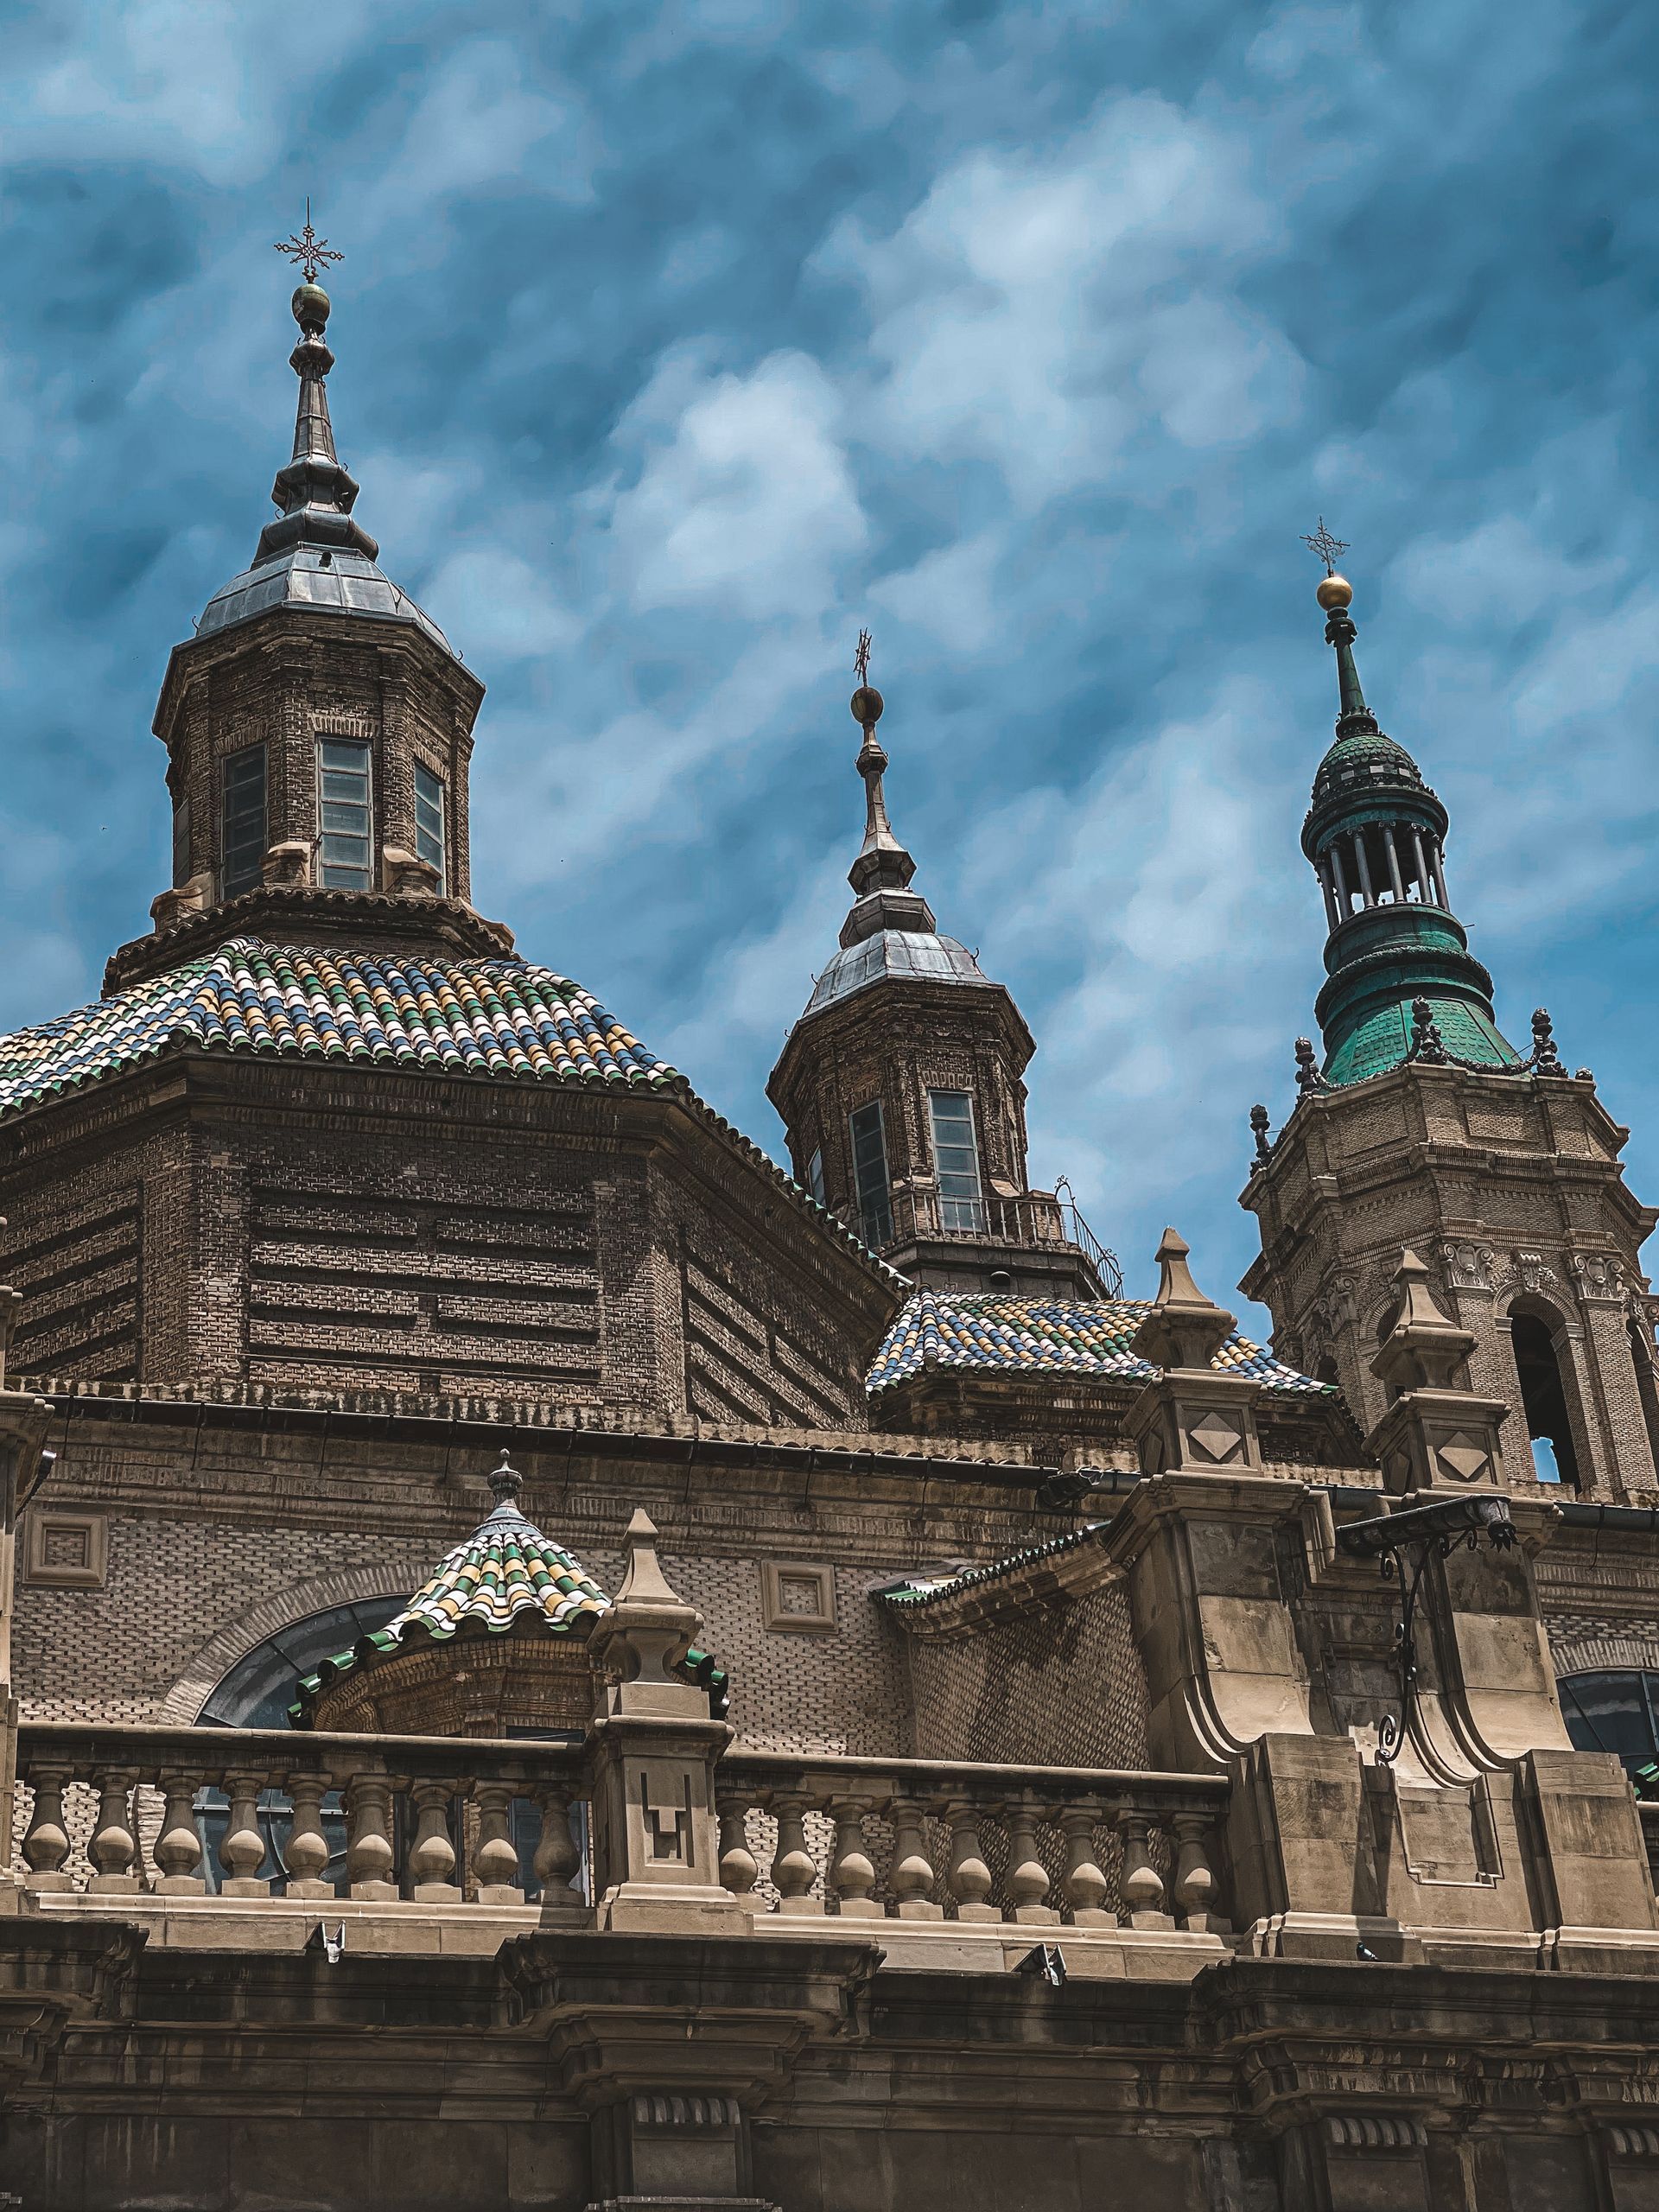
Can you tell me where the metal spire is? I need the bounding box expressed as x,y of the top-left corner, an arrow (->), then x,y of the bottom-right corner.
254,209 -> 378,569
1302,524 -> 1373,733
847,631 -> 918,899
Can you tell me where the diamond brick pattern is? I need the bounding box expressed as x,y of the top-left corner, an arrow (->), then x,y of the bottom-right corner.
867,1290 -> 1327,1395
0,936 -> 673,1118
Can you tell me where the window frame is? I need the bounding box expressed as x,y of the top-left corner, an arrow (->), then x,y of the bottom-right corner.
927,1087 -> 986,1234
848,1100 -> 893,1249
219,744 -> 268,901
413,759 -> 447,893
315,736 -> 376,891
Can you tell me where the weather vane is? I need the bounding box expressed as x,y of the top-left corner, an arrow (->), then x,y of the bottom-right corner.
855,628 -> 873,685
1300,517 -> 1350,575
273,198 -> 344,285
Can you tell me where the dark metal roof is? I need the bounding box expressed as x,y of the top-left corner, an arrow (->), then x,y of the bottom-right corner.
196,544 -> 453,652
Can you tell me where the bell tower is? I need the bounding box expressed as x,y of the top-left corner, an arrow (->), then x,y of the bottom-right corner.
111,223 -> 509,992
768,641 -> 1114,1300
1241,553 -> 1659,1499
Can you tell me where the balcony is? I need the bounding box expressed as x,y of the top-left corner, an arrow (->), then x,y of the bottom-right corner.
849,1181 -> 1124,1297
12,1721 -> 1226,1956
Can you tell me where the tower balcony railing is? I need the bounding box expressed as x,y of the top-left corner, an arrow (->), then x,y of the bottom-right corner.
11,1722 -> 1224,1932
845,1182 -> 1124,1297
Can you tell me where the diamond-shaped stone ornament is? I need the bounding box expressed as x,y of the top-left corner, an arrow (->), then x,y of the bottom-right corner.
1188,1411 -> 1243,1465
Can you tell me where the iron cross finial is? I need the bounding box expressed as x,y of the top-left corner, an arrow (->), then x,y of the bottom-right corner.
274,198 -> 344,285
1300,517 -> 1350,575
854,628 -> 873,686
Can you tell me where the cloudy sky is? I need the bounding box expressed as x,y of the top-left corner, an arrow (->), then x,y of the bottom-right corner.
1,0 -> 1655,1325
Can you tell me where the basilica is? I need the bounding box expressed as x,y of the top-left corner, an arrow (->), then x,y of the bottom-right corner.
3,263 -> 1659,2212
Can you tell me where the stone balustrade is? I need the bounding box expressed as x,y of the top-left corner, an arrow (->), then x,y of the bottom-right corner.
13,1724 -> 1230,1934
715,1751 -> 1229,1930
14,1720 -> 588,1908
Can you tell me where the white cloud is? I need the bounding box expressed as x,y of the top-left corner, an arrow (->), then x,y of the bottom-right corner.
604,349 -> 868,620
817,93 -> 1304,499
423,545 -> 581,660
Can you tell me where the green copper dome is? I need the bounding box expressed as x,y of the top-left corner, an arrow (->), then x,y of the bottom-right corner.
1295,580 -> 1518,1087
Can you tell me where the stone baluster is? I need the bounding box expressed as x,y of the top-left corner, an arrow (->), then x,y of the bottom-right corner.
944,1800 -> 1000,1923
283,1774 -> 334,1898
21,1765 -> 73,1892
1117,1811 -> 1172,1929
717,1796 -> 760,1904
153,1770 -> 207,1894
889,1798 -> 942,1921
829,1796 -> 881,1919
345,1773 -> 397,1902
1059,1808 -> 1113,1927
1005,1795 -> 1058,1925
473,1781 -> 524,1905
532,1786 -> 584,1913
1171,1813 -> 1222,1933
408,1781 -> 461,1903
90,1769 -> 143,1894
219,1770 -> 270,1897
771,1791 -> 821,1916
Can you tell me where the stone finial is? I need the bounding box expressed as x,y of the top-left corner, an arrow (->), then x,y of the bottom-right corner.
1249,1103 -> 1273,1167
1294,1037 -> 1325,1094
1130,1229 -> 1238,1374
590,1507 -> 705,1707
1371,1250 -> 1477,1394
486,1449 -> 524,1511
1531,1007 -> 1563,1075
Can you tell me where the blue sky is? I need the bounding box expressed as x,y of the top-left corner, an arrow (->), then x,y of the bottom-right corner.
2,0 -> 1656,1325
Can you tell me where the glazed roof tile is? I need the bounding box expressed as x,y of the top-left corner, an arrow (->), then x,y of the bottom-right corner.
289,1489 -> 729,1724
867,1290 -> 1326,1395
878,1522 -> 1107,1609
0,937 -> 671,1118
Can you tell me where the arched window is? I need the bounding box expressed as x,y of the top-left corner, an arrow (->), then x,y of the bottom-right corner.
189,1599 -> 406,1893
1510,1307 -> 1580,1489
1559,1669 -> 1659,1793
1630,1319 -> 1659,1477
199,1598 -> 404,1728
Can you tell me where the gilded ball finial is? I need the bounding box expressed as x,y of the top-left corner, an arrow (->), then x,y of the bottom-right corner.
291,282 -> 332,330
850,684 -> 884,728
1316,572 -> 1352,611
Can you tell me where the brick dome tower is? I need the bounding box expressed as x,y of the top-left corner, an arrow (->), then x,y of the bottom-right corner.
768,641 -> 1115,1300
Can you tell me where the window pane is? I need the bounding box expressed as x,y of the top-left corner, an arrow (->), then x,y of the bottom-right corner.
172,796 -> 192,888
1560,1671 -> 1659,1782
315,738 -> 374,889
414,761 -> 447,891
928,1090 -> 984,1232
849,1102 -> 892,1248
220,745 -> 267,899
806,1147 -> 825,1207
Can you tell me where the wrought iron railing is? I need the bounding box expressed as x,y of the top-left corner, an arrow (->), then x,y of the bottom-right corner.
846,1181 -> 1123,1297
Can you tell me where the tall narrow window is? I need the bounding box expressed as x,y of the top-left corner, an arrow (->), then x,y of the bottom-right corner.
1511,1309 -> 1580,1489
849,1102 -> 892,1249
171,795 -> 192,888
414,760 -> 447,893
316,739 -> 374,889
928,1090 -> 985,1232
805,1147 -> 826,1207
219,746 -> 267,899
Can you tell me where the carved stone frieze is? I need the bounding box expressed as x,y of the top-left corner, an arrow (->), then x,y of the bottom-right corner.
1436,1238 -> 1498,1295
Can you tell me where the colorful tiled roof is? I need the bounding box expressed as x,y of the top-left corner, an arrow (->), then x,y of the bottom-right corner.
0,937 -> 672,1117
289,1472 -> 728,1726
878,1522 -> 1106,1608
867,1290 -> 1327,1395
